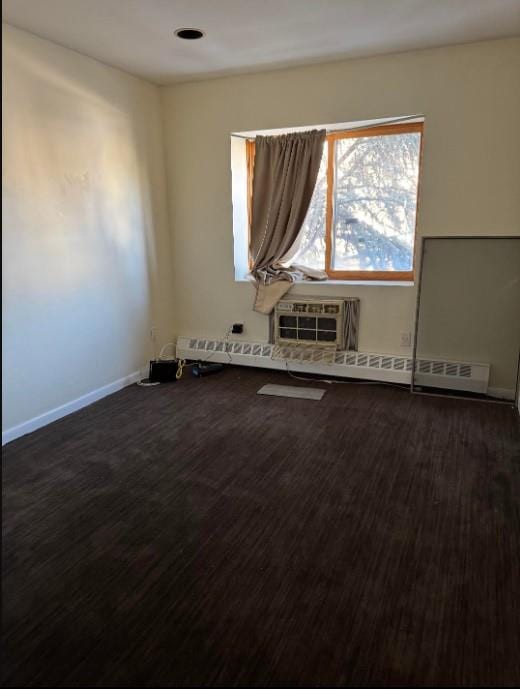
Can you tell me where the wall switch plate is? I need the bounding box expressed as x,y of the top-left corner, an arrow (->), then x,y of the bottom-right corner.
400,332 -> 412,347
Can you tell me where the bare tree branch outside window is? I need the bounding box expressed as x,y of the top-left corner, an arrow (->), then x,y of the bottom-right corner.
290,129 -> 421,274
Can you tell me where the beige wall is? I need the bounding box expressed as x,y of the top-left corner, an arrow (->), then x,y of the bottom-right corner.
3,31 -> 520,433
161,38 -> 520,359
416,238 -> 520,392
2,25 -> 174,432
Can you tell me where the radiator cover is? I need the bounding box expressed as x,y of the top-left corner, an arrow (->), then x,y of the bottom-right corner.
176,336 -> 490,392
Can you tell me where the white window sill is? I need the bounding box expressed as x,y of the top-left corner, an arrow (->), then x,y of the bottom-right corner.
236,278 -> 414,287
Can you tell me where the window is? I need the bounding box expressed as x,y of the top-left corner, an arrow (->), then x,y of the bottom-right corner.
247,122 -> 423,281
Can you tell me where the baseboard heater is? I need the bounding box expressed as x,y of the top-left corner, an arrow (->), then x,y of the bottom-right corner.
176,336 -> 491,392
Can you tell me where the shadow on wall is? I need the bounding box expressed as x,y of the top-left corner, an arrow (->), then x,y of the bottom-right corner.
2,26 -> 172,430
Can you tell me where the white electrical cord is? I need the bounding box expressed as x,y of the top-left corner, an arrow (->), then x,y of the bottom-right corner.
284,360 -> 409,390
268,344 -> 407,389
224,327 -> 233,363
158,342 -> 176,360
141,335 -> 407,390
136,379 -> 160,387
199,327 -> 233,364
137,341 -> 195,386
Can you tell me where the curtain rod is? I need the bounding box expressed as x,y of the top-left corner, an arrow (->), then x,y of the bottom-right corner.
231,115 -> 424,140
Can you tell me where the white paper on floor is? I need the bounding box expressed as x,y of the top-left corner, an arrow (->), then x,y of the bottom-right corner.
257,384 -> 326,400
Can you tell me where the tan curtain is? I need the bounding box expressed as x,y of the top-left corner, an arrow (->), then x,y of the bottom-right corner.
250,129 -> 327,314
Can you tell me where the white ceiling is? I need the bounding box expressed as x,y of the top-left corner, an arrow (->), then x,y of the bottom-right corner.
3,0 -> 520,85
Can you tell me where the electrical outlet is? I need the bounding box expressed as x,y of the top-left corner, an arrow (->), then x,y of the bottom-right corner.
150,326 -> 157,341
400,331 -> 412,347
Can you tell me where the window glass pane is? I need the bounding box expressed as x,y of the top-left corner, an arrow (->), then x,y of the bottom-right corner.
290,146 -> 327,270
332,132 -> 421,272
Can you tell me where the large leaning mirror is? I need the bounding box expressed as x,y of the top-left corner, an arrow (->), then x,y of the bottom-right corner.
412,236 -> 520,405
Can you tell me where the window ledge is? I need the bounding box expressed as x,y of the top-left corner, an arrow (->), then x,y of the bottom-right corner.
236,277 -> 414,287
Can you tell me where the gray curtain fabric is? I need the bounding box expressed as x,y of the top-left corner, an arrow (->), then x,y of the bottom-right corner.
344,298 -> 360,351
250,129 -> 327,314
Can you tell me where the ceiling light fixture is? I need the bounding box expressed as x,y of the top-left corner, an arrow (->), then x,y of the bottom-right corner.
174,28 -> 205,40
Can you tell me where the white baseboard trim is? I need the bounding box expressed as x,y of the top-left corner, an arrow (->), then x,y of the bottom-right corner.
487,386 -> 516,401
2,369 -> 144,446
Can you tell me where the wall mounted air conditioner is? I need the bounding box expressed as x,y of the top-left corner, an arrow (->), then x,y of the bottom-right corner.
274,298 -> 345,349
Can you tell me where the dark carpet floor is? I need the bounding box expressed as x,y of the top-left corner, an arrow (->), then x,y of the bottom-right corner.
2,366 -> 520,687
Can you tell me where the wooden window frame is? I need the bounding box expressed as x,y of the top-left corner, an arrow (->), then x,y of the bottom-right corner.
247,121 -> 424,281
